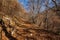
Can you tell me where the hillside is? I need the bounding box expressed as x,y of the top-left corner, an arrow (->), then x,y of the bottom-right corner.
0,0 -> 60,40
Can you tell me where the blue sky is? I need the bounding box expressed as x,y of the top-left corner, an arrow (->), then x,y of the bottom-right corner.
18,0 -> 55,12
18,0 -> 28,6
18,0 -> 28,10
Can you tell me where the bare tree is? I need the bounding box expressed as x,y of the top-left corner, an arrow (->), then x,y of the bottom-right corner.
27,0 -> 42,24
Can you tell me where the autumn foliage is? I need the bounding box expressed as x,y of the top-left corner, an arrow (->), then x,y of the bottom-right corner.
0,0 -> 60,40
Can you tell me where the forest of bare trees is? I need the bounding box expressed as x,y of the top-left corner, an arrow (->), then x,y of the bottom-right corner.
0,0 -> 60,40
